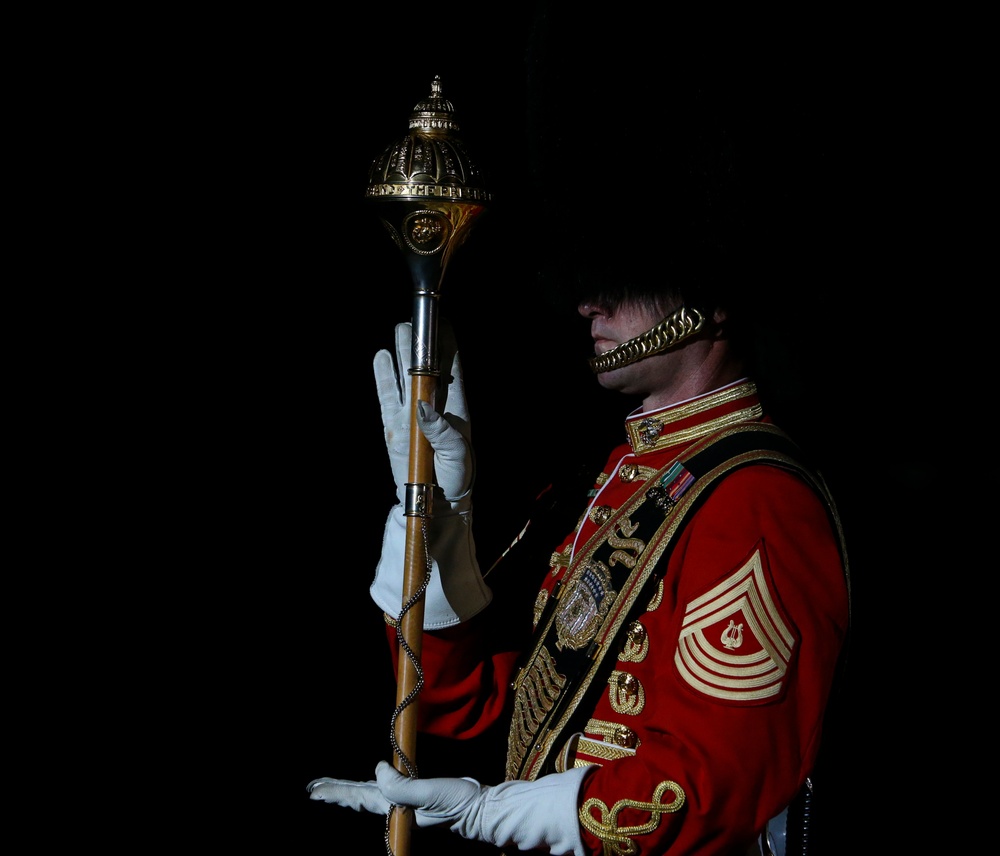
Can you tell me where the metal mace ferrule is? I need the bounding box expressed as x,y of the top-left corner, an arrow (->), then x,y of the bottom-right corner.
403,482 -> 434,518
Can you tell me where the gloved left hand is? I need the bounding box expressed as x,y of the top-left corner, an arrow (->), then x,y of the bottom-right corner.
370,321 -> 491,629
308,761 -> 589,856
374,320 -> 473,509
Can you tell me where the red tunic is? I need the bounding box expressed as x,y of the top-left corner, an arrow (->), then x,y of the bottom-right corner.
387,380 -> 850,855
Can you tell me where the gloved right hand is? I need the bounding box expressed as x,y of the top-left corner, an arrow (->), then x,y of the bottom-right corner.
307,761 -> 589,856
374,321 -> 473,509
370,321 -> 490,629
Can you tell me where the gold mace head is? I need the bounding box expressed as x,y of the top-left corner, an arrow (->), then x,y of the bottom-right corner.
365,76 -> 491,292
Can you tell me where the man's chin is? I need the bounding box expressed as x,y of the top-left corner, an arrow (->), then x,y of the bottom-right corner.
595,366 -> 628,390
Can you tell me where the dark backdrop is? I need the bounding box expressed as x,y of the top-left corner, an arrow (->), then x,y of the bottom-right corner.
104,5 -> 917,852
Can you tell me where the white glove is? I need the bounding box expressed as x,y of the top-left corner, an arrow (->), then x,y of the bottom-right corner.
308,761 -> 589,856
371,321 -> 491,629
374,321 -> 473,508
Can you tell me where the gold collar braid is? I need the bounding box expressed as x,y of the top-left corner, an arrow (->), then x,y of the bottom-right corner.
588,306 -> 707,374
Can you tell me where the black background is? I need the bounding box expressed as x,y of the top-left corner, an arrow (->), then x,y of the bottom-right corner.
74,5 -> 923,852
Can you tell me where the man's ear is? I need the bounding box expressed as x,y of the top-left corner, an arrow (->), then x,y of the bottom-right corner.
709,307 -> 730,338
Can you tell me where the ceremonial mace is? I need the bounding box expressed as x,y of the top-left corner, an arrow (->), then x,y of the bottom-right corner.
365,76 -> 491,855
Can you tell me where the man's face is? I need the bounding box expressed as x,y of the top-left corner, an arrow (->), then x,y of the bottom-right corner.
577,297 -> 686,398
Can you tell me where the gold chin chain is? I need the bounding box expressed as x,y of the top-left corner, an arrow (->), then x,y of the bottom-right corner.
588,306 -> 707,374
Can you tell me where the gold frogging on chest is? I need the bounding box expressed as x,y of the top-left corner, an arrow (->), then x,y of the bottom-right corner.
607,517 -> 644,569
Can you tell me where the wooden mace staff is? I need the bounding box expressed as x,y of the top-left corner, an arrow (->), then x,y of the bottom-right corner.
364,76 -> 491,856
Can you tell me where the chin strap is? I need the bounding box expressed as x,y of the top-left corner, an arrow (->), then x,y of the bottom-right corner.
588,305 -> 706,374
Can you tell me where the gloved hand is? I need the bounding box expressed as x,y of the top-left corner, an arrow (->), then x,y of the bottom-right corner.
370,321 -> 491,629
374,321 -> 473,509
307,761 -> 589,856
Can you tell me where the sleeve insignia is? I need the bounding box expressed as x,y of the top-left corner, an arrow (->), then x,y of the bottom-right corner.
673,543 -> 797,704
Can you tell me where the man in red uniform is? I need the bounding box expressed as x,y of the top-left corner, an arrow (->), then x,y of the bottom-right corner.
307,47 -> 850,850
307,267 -> 851,854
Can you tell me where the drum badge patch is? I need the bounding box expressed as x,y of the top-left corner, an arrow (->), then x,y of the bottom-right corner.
555,559 -> 617,650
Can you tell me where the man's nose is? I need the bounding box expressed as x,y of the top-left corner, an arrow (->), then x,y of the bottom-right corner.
577,300 -> 608,319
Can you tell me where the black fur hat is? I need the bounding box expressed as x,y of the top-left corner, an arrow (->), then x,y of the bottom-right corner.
522,9 -> 766,334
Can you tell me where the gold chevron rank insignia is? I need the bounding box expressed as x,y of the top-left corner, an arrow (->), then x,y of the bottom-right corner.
674,543 -> 797,704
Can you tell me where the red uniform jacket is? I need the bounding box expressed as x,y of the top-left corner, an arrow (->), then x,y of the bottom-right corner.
386,380 -> 850,855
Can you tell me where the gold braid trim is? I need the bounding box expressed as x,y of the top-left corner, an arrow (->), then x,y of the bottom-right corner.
574,736 -> 635,764
580,779 -> 686,856
586,718 -> 639,749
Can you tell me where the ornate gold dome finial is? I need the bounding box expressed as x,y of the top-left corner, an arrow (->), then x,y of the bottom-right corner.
364,77 -> 491,299
365,76 -> 491,204
407,75 -> 459,134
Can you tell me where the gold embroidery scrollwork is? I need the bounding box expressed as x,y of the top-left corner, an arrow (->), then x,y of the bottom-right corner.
607,517 -> 644,569
580,779 -> 686,856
